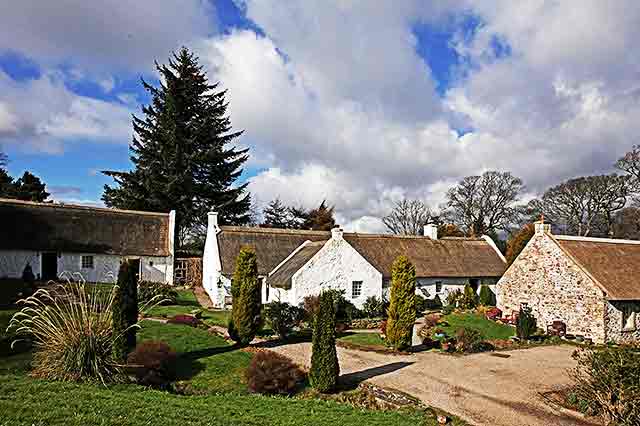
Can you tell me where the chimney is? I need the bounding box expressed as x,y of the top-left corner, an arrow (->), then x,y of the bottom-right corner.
534,220 -> 551,235
424,223 -> 438,240
208,211 -> 219,234
331,226 -> 344,240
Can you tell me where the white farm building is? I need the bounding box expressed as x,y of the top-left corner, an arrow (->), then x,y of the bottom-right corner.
202,212 -> 506,308
0,198 -> 175,283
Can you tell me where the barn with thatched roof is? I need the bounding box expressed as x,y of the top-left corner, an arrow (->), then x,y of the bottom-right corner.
202,212 -> 506,308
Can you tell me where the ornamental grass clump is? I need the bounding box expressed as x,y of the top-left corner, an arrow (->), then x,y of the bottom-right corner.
385,256 -> 416,351
8,279 -> 123,383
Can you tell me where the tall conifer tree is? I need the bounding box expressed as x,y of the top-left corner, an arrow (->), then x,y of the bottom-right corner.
102,47 -> 251,245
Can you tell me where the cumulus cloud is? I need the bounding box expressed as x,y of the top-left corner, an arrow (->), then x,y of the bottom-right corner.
0,70 -> 132,153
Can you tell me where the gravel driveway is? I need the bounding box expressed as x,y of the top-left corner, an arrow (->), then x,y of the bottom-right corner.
271,343 -> 599,426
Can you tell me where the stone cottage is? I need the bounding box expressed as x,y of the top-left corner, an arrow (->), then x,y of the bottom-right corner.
202,211 -> 506,308
0,198 -> 175,283
497,221 -> 640,344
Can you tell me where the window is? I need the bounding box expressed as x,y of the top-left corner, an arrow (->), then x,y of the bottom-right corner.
622,306 -> 637,331
352,281 -> 363,298
435,281 -> 443,293
174,259 -> 188,282
81,255 -> 94,269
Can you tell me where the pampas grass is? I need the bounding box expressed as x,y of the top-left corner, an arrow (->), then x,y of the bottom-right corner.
7,276 -> 126,384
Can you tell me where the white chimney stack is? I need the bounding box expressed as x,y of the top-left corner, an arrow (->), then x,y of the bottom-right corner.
331,226 -> 344,240
208,211 -> 219,234
534,220 -> 551,235
424,223 -> 438,240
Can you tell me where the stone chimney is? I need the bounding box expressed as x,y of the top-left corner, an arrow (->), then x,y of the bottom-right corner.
534,220 -> 551,235
424,223 -> 438,240
331,226 -> 344,240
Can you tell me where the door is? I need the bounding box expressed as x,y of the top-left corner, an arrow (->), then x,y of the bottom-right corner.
41,252 -> 58,281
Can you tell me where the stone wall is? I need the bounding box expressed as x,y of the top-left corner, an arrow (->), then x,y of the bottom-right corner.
605,301 -> 640,343
497,232 -> 607,343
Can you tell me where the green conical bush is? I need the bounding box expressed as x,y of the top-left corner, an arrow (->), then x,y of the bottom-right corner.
478,284 -> 496,306
309,291 -> 340,392
385,256 -> 416,351
460,283 -> 478,310
229,248 -> 262,346
112,259 -> 139,362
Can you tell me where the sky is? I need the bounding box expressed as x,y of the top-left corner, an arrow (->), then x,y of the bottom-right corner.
1,1 -> 639,232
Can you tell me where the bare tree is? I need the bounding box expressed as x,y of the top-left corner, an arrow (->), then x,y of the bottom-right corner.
443,171 -> 525,236
383,199 -> 433,235
616,145 -> 640,181
532,174 -> 631,236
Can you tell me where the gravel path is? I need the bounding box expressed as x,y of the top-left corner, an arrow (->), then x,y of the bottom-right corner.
271,343 -> 599,426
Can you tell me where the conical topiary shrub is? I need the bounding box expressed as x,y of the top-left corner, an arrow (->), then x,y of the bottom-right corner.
385,256 -> 416,351
309,291 -> 339,392
112,259 -> 139,362
478,284 -> 496,306
459,283 -> 478,310
228,248 -> 262,346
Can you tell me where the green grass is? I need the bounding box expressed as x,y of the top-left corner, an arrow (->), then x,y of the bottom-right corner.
338,332 -> 386,348
439,313 -> 515,340
144,289 -> 231,328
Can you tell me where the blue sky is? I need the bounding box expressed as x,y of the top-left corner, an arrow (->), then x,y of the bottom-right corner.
1,1 -> 638,231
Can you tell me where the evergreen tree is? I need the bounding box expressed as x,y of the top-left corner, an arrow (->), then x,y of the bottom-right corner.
262,198 -> 292,228
386,256 -> 416,350
303,200 -> 336,231
102,47 -> 251,246
229,248 -> 261,346
459,283 -> 478,310
478,285 -> 496,306
0,168 -> 14,198
112,260 -> 139,361
12,171 -> 49,202
309,291 -> 339,392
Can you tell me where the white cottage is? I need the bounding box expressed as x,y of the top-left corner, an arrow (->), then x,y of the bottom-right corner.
202,212 -> 506,308
0,198 -> 175,283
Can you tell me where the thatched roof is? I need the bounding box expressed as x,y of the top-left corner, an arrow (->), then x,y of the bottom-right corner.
268,241 -> 327,289
217,226 -> 329,276
555,235 -> 640,300
345,234 -> 506,278
0,198 -> 171,256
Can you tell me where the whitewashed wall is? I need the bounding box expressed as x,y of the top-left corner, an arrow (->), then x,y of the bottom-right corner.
415,277 -> 498,300
0,250 -> 172,283
270,235 -> 382,309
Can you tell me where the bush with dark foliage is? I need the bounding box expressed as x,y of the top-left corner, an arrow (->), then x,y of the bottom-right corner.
459,284 -> 478,310
385,256 -> 416,351
571,345 -> 640,425
309,291 -> 340,393
138,281 -> 178,305
167,314 -> 201,328
454,327 -> 488,353
112,260 -> 138,362
516,305 -> 537,340
246,350 -> 305,395
478,285 -> 496,306
229,248 -> 262,346
264,301 -> 304,339
127,341 -> 177,387
362,295 -> 386,318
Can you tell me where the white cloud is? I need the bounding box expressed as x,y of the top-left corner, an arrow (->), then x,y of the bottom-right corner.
0,70 -> 132,153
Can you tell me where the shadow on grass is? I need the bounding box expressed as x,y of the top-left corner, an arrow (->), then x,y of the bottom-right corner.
174,344 -> 240,381
339,361 -> 414,390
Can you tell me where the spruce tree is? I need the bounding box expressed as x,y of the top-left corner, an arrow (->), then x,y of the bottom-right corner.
262,198 -> 292,228
386,256 -> 416,351
102,47 -> 251,246
112,260 -> 139,361
12,171 -> 49,202
309,291 -> 339,392
229,248 -> 261,346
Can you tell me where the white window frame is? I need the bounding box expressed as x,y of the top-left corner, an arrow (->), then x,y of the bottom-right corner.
81,255 -> 94,269
352,281 -> 363,298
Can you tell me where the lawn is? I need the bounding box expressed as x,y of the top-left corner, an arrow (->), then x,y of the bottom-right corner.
438,313 -> 515,340
0,307 -> 451,426
145,289 -> 231,328
338,332 -> 386,349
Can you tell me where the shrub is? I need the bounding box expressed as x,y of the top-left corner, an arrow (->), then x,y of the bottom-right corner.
445,289 -> 462,307
301,295 -> 320,322
459,284 -> 478,310
138,281 -> 178,305
246,350 -> 305,395
442,304 -> 455,315
478,285 -> 496,306
229,248 -> 262,346
21,264 -> 36,297
309,291 -> 340,393
167,314 -> 201,328
362,295 -> 386,318
485,307 -> 502,321
570,345 -> 640,425
415,294 -> 427,314
379,319 -> 387,336
385,256 -> 416,351
7,281 -> 122,383
516,305 -> 537,340
0,279 -> 36,307
112,260 -> 139,362
127,341 -> 177,387
264,301 -> 304,339
423,294 -> 443,311
454,327 -> 486,353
